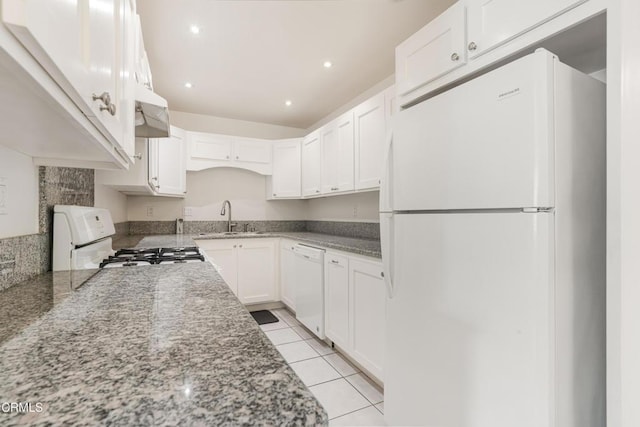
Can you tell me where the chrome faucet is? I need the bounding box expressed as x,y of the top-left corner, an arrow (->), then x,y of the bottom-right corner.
220,200 -> 237,232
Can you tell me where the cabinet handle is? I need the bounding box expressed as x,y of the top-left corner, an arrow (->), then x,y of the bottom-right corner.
331,187 -> 339,191
450,52 -> 460,61
100,103 -> 117,116
315,190 -> 320,193
468,42 -> 477,51
233,245 -> 237,248
151,177 -> 158,181
236,156 -> 239,160
226,155 -> 230,159
331,259 -> 339,264
92,92 -> 111,106
273,193 -> 277,197
239,244 -> 243,248
381,271 -> 385,278
133,153 -> 143,160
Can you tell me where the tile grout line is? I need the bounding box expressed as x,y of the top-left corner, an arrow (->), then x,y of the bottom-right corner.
327,403 -> 377,421
343,372 -> 384,406
276,309 -> 385,423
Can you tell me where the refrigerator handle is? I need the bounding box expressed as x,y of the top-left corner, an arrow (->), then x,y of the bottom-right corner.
379,129 -> 393,213
380,212 -> 394,299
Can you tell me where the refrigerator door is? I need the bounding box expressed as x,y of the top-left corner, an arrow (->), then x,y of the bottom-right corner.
385,212 -> 554,427
393,49 -> 556,211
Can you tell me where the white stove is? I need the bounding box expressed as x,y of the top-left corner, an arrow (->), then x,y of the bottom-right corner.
53,205 -> 204,271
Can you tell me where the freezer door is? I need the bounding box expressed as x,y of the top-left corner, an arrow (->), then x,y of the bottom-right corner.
393,50 -> 556,211
385,212 -> 554,427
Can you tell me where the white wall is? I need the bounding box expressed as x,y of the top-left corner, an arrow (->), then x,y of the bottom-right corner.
128,168 -> 307,221
0,145 -> 39,238
94,175 -> 128,224
170,110 -> 307,139
306,191 -> 379,222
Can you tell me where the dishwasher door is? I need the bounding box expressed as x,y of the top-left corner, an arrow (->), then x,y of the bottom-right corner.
293,244 -> 325,339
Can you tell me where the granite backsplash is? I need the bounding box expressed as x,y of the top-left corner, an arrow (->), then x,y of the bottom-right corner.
0,167 -> 96,290
124,220 -> 379,240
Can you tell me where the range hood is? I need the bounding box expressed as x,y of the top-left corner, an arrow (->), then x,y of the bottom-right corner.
135,84 -> 170,138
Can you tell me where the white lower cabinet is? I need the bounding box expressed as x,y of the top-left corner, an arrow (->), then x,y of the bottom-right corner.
324,250 -> 386,383
324,253 -> 350,350
199,240 -> 238,295
349,257 -> 386,382
280,240 -> 297,310
237,240 -> 277,304
197,239 -> 277,305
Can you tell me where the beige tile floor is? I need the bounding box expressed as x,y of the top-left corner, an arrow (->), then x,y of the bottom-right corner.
261,308 -> 386,426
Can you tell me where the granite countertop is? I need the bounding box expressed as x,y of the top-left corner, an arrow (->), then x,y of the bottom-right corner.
132,232 -> 381,259
0,263 -> 327,426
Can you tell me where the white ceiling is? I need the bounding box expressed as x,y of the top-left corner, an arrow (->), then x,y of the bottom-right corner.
136,0 -> 456,129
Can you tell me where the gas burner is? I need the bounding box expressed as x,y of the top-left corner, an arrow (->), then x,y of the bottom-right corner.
159,247 -> 200,257
114,248 -> 160,258
157,254 -> 206,264
99,255 -> 157,268
99,247 -> 205,268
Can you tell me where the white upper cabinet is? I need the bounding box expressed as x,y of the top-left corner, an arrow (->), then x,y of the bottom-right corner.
321,111 -> 355,194
395,2 -> 466,97
189,132 -> 233,162
269,139 -> 302,199
186,132 -> 273,174
396,0 -> 599,106
98,126 -> 186,197
151,127 -> 186,197
354,91 -> 386,191
466,0 -> 587,59
302,130 -> 322,197
2,0 -> 133,158
234,138 -> 272,164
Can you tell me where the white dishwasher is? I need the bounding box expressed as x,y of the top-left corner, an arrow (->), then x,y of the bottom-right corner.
293,244 -> 325,339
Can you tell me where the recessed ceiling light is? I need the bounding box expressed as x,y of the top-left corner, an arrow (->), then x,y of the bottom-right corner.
184,82 -> 193,88
323,61 -> 333,68
190,25 -> 200,34
285,100 -> 292,107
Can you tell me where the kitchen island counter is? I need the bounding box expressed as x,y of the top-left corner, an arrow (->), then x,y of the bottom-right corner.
0,263 -> 327,426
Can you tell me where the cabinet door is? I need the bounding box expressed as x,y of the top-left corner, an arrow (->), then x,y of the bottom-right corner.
200,242 -> 238,296
237,239 -> 277,305
155,126 -> 186,197
335,111 -> 356,192
395,2 -> 466,97
189,132 -> 232,161
321,111 -> 355,194
302,131 -> 322,196
271,140 -> 302,198
325,253 -> 350,350
354,92 -> 386,190
349,258 -> 386,381
280,241 -> 297,310
2,0 -> 130,151
234,138 -> 272,164
467,0 -> 587,59
148,138 -> 160,191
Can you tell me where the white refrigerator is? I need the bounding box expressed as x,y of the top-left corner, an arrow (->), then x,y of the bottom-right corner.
380,49 -> 606,427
